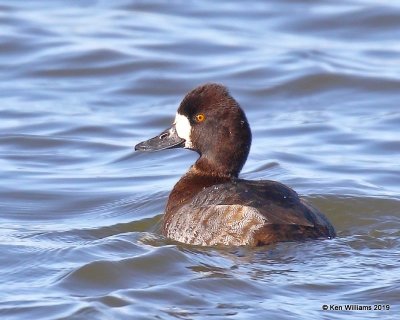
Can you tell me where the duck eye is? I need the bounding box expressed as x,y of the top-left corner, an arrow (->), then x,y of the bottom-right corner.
195,113 -> 205,122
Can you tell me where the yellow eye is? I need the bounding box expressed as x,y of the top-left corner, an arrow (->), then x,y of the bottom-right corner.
195,113 -> 205,122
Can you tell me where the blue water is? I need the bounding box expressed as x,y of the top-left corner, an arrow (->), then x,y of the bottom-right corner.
0,0 -> 399,319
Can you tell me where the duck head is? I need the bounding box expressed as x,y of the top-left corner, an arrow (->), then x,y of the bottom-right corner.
135,83 -> 252,177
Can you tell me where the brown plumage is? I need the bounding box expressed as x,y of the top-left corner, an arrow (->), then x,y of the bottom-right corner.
135,83 -> 336,246
165,174 -> 335,246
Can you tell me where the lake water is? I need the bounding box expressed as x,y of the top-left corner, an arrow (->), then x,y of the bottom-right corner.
0,0 -> 399,319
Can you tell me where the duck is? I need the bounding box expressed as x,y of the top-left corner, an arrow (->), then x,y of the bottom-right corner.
135,83 -> 336,246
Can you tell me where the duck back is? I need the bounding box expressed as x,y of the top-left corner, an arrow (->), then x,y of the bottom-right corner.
164,176 -> 336,246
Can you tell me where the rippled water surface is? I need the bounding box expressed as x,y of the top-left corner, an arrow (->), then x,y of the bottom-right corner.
1,0 -> 399,319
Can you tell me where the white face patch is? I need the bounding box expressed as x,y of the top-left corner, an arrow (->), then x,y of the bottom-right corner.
174,113 -> 192,148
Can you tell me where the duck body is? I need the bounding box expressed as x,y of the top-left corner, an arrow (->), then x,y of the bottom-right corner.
165,172 -> 335,246
135,83 -> 336,246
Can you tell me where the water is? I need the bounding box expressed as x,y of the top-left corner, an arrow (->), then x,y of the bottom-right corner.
1,0 -> 399,319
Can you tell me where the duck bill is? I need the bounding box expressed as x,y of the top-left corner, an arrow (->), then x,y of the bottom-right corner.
135,125 -> 185,151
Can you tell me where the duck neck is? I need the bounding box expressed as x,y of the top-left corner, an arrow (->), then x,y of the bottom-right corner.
192,156 -> 240,178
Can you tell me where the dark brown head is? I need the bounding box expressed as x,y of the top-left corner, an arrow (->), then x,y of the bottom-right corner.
135,83 -> 252,177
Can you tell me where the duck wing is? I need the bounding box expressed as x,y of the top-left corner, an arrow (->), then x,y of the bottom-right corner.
165,179 -> 335,246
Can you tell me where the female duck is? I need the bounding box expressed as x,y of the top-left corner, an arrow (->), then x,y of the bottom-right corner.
135,83 -> 336,246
